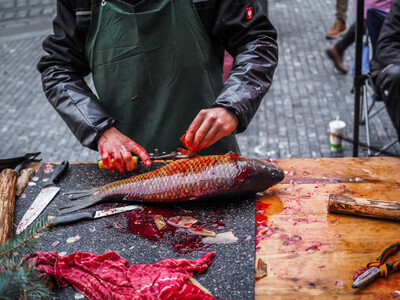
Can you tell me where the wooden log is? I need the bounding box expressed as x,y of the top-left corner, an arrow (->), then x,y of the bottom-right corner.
0,168 -> 18,245
328,194 -> 400,221
15,168 -> 35,196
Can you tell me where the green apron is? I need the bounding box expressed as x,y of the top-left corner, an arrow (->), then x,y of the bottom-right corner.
86,0 -> 240,155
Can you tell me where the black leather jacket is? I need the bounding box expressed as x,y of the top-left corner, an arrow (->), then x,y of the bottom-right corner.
371,0 -> 400,73
37,0 -> 278,150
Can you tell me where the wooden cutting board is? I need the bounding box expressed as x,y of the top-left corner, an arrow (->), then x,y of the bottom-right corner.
255,157 -> 400,299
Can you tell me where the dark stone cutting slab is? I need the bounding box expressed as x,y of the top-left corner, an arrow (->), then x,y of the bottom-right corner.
14,162 -> 256,300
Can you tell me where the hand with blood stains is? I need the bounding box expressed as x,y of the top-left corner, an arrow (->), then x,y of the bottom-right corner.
98,127 -> 151,173
184,107 -> 238,152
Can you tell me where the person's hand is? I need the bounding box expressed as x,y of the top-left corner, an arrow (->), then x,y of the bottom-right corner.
98,127 -> 151,173
184,107 -> 238,152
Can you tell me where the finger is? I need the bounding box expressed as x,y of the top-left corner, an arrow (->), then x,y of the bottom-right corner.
185,113 -> 205,150
191,118 -> 214,151
121,147 -> 135,172
200,120 -> 237,150
127,141 -> 151,166
112,150 -> 126,173
101,151 -> 115,173
202,131 -> 223,150
197,124 -> 219,151
98,139 -> 115,173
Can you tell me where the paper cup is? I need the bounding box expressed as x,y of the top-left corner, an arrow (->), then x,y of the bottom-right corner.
329,119 -> 346,151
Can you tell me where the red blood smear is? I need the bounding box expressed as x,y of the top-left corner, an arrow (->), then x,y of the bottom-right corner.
256,202 -> 272,248
256,202 -> 271,229
305,245 -> 319,253
291,235 -> 302,242
208,221 -> 225,231
390,291 -> 400,298
230,153 -> 241,160
121,206 -> 225,254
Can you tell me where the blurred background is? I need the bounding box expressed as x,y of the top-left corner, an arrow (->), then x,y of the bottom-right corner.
1,0 -> 399,163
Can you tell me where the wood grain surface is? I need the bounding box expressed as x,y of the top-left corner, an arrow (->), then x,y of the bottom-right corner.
0,168 -> 18,245
255,157 -> 400,299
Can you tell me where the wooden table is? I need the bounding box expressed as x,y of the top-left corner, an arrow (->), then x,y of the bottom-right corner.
255,157 -> 400,299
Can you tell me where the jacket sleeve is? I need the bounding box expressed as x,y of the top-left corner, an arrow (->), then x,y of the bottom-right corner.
37,0 -> 118,150
211,0 -> 278,133
371,0 -> 400,72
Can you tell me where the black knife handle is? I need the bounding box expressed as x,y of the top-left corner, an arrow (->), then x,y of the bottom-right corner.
44,161 -> 69,187
51,211 -> 95,226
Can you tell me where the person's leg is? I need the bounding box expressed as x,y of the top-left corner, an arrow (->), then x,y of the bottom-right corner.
375,64 -> 400,139
336,0 -> 349,22
326,0 -> 348,39
326,21 -> 356,73
367,8 -> 388,56
335,21 -> 356,54
326,20 -> 367,74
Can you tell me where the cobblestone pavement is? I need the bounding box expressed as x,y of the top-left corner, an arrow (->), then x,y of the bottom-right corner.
1,0 -> 399,163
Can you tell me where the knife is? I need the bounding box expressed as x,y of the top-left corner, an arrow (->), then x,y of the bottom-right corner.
48,205 -> 141,226
97,151 -> 193,169
16,161 -> 69,234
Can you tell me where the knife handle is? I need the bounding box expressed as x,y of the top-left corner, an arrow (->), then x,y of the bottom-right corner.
51,211 -> 95,226
98,156 -> 139,169
44,161 -> 69,187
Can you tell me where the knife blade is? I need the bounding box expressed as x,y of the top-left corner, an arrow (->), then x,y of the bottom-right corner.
49,205 -> 141,226
16,161 -> 69,234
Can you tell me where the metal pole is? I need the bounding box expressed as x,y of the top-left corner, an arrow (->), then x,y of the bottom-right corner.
353,0 -> 365,157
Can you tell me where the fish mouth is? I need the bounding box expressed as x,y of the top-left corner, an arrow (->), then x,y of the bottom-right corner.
251,159 -> 285,183
236,157 -> 285,192
265,164 -> 285,182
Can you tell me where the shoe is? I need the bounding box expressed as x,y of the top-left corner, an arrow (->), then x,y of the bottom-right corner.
326,19 -> 346,39
326,45 -> 348,74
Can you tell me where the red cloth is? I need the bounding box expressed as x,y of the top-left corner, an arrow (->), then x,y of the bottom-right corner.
26,251 -> 216,300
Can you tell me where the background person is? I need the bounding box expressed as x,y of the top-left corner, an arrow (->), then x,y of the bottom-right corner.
326,0 -> 349,39
326,0 -> 393,74
370,0 -> 400,141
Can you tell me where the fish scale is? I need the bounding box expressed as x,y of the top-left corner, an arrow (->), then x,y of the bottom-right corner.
115,155 -> 239,201
61,152 -> 285,214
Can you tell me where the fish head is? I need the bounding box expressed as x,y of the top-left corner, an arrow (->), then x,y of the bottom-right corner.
235,155 -> 285,192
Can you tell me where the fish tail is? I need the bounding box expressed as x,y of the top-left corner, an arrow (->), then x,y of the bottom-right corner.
64,188 -> 97,200
60,188 -> 104,214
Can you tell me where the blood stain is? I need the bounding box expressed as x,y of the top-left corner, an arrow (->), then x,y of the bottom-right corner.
256,202 -> 272,247
390,291 -> 400,298
306,242 -> 321,254
291,235 -> 302,242
121,206 -> 219,254
335,280 -> 343,286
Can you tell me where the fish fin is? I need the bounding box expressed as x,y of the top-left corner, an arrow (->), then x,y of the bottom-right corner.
61,198 -> 92,208
59,197 -> 99,214
64,188 -> 97,200
179,135 -> 196,156
59,202 -> 94,214
60,188 -> 101,214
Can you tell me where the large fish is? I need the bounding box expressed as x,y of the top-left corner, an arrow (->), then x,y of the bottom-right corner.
61,152 -> 284,214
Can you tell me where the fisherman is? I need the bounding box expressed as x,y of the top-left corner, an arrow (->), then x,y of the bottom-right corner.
37,0 -> 278,173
